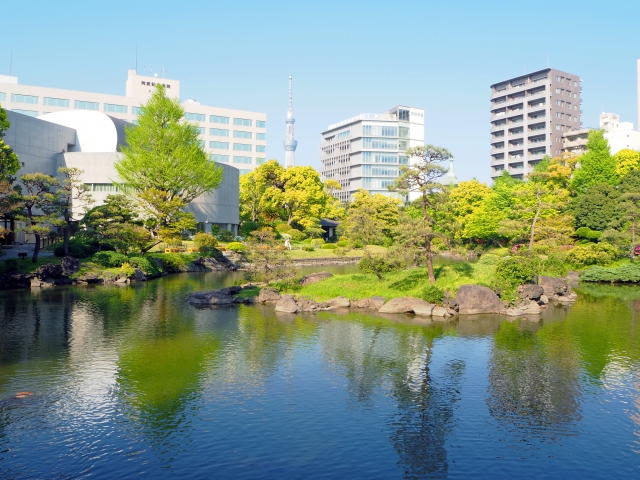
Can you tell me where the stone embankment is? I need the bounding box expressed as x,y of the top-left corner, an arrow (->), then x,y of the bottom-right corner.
188,271 -> 579,320
0,255 -> 235,290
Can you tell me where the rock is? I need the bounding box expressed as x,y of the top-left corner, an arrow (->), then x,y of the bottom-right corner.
35,264 -> 63,280
456,285 -> 505,315
446,308 -> 458,316
378,297 -> 435,316
566,270 -> 580,287
257,288 -> 281,304
369,296 -> 386,310
556,292 -> 578,304
443,298 -> 459,311
327,296 -> 350,308
0,273 -> 33,289
130,268 -> 147,282
275,295 -> 299,313
30,278 -> 54,288
505,300 -> 541,316
299,272 -> 333,286
431,306 -> 449,317
539,276 -> 570,297
539,294 -> 549,305
353,298 -> 371,308
61,256 -> 80,276
188,290 -> 235,305
115,276 -> 129,284
296,297 -> 324,312
518,284 -> 544,301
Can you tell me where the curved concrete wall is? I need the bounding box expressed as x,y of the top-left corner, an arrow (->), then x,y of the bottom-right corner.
39,111 -> 119,152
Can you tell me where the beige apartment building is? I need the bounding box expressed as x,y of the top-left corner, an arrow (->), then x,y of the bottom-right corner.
0,70 -> 266,174
490,68 -> 582,179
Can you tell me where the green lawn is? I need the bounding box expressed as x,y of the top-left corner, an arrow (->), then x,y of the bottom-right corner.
0,256 -> 61,274
288,261 -> 497,301
286,245 -> 387,259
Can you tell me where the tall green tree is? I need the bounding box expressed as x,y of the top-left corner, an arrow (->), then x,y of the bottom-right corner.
17,173 -> 59,262
342,203 -> 387,280
0,103 -> 22,241
115,85 -> 223,247
348,189 -> 400,243
389,145 -> 451,283
571,130 -> 618,193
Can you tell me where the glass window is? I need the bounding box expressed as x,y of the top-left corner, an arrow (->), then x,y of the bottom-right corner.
210,128 -> 229,137
233,118 -> 253,126
399,140 -> 408,150
573,93 -> 577,98
256,145 -> 266,153
209,141 -> 229,149
362,152 -> 398,164
256,157 -> 266,165
363,165 -> 398,176
210,154 -> 229,163
362,177 -> 395,189
256,120 -> 266,128
399,126 -> 409,138
86,183 -> 120,192
75,100 -> 99,110
210,115 -> 230,124
256,133 -> 266,140
363,125 -> 398,137
399,155 -> 408,165
11,94 -> 38,104
195,127 -> 205,134
185,112 -> 205,122
398,109 -> 409,121
234,130 -> 252,139
362,138 -> 398,150
233,143 -> 252,151
132,106 -> 142,115
337,130 -> 350,139
43,97 -> 70,107
11,109 -> 38,117
0,92 -> 5,102
233,156 -> 252,164
239,169 -> 252,175
104,103 -> 128,113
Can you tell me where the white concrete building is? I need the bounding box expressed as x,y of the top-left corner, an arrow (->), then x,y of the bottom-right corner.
0,70 -> 266,174
320,105 -> 425,203
600,112 -> 640,154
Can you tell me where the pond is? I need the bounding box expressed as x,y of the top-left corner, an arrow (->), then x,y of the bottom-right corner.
0,263 -> 639,478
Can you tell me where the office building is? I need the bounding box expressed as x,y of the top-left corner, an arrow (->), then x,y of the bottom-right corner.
320,105 -> 425,203
1,110 -> 239,244
490,68 -> 582,179
600,112 -> 640,154
0,69 -> 266,174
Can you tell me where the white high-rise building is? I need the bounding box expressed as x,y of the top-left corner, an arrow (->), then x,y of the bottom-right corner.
283,75 -> 297,167
600,112 -> 640,154
320,105 -> 425,203
0,69 -> 267,174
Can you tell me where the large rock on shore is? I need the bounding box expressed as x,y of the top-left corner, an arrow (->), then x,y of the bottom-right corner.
539,276 -> 570,296
275,295 -> 299,313
352,296 -> 386,310
327,296 -> 350,308
188,289 -> 235,305
379,298 -> 436,316
35,264 -> 63,280
505,300 -> 541,316
518,284 -> 544,301
456,285 -> 504,315
257,288 -> 281,303
300,272 -> 333,286
61,256 -> 80,276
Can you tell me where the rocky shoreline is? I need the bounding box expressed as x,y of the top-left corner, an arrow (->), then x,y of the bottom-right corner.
0,254 -> 236,290
188,271 -> 579,320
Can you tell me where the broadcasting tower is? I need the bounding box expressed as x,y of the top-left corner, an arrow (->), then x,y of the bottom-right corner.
283,75 -> 297,167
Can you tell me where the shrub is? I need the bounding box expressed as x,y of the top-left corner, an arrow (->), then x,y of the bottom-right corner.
120,262 -> 136,277
129,256 -> 163,276
193,232 -> 217,248
92,251 -> 128,268
336,240 -> 348,248
567,242 -> 617,267
334,247 -> 348,256
275,223 -> 292,233
575,227 -> 591,238
226,242 -> 245,252
240,221 -> 259,237
421,284 -> 445,304
490,247 -> 510,257
321,244 -> 337,250
357,254 -> 404,274
310,238 -> 325,247
302,238 -> 313,244
199,246 -> 223,259
494,255 -> 538,301
288,229 -> 307,242
302,245 -> 315,252
539,252 -> 570,277
164,238 -> 183,248
532,243 -> 550,254
217,229 -> 236,242
53,239 -> 98,259
477,253 -> 501,266
0,259 -> 18,273
581,264 -> 640,283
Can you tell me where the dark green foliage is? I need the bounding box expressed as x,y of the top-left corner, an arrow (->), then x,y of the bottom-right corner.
321,244 -> 337,249
571,130 -> 618,193
357,254 -> 405,274
0,259 -> 18,273
53,239 -> 98,258
193,232 -> 217,248
199,246 -> 223,259
421,284 -> 445,304
128,256 -> 163,276
581,264 -> 640,283
494,255 -> 538,300
92,251 -> 128,268
539,252 -> 570,277
575,226 -> 602,241
217,230 -> 236,242
336,240 -> 348,247
572,184 -> 619,231
239,221 -> 259,237
302,245 -> 315,251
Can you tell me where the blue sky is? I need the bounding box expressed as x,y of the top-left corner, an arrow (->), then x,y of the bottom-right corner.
3,0 -> 639,182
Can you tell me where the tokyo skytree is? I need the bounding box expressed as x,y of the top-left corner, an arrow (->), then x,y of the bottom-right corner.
283,75 -> 297,167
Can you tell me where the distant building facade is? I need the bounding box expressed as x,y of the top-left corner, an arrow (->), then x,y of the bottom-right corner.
320,105 -> 425,203
600,112 -> 640,154
490,68 -> 582,179
0,70 -> 266,174
2,110 -> 239,244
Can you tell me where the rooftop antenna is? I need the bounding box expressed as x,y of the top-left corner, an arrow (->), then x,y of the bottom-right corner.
144,65 -> 153,75
288,75 -> 292,110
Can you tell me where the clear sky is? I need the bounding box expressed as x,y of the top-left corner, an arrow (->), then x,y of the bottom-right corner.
3,0 -> 639,182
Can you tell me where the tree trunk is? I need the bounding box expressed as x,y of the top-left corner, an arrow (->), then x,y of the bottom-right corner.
425,235 -> 435,283
140,240 -> 162,255
63,227 -> 69,257
32,233 -> 41,263
529,204 -> 541,251
366,248 -> 383,281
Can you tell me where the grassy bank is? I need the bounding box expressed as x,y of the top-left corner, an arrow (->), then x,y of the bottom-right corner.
285,262 -> 496,301
285,245 -> 386,259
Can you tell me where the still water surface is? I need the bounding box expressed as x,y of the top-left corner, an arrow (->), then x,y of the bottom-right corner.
0,264 -> 639,478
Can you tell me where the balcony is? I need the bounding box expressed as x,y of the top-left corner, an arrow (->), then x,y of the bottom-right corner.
527,88 -> 546,98
508,117 -> 524,125
528,101 -> 545,109
491,124 -> 506,133
528,113 -> 546,120
492,144 -> 504,151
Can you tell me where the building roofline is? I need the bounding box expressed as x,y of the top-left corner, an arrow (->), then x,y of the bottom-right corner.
490,68 -> 552,88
